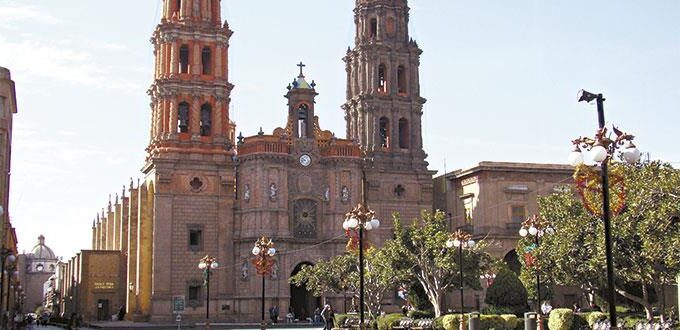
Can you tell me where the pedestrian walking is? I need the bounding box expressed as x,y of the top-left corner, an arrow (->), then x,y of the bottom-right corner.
321,303 -> 334,330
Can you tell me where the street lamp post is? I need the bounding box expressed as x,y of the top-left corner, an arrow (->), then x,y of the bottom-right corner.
0,251 -> 16,327
342,173 -> 380,330
519,215 -> 553,330
198,255 -> 219,329
445,230 -> 475,330
569,90 -> 641,330
252,236 -> 276,330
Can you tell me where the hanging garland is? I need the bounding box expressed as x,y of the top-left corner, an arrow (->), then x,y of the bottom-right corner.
573,163 -> 627,216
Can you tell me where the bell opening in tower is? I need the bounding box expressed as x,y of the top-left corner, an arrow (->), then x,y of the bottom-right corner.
179,45 -> 190,74
297,104 -> 308,138
370,18 -> 378,39
178,102 -> 190,133
200,103 -> 212,136
397,66 -> 407,94
378,64 -> 387,94
202,47 -> 212,75
379,117 -> 390,149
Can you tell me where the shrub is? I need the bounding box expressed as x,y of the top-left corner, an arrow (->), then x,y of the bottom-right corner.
377,313 -> 404,330
572,313 -> 589,330
500,314 -> 518,329
334,313 -> 353,328
432,315 -> 445,330
484,268 -> 528,314
441,314 -> 461,330
479,315 -> 505,329
408,309 -> 434,319
481,305 -> 514,315
547,308 -> 573,330
586,311 -> 607,327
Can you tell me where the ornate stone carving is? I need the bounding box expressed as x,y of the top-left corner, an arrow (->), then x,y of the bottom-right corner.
341,186 -> 350,203
269,183 -> 278,201
244,184 -> 251,202
293,199 -> 317,238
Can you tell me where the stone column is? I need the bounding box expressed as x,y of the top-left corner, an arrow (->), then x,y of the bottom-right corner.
107,206 -> 115,250
215,45 -> 223,79
136,182 -> 153,319
126,182 -> 139,318
192,41 -> 201,76
169,40 -> 178,76
215,98 -> 223,137
168,97 -> 178,138
114,198 -> 122,250
191,95 -> 201,137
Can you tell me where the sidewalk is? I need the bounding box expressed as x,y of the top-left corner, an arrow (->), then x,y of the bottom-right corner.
87,320 -> 323,329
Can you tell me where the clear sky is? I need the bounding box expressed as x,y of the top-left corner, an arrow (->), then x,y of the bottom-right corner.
1,0 -> 678,258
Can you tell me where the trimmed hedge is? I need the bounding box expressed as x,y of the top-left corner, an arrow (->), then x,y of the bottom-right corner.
377,313 -> 404,330
571,313 -> 589,330
479,315 -> 505,329
500,314 -> 518,329
441,314 -> 462,330
547,308 -> 574,330
586,311 -> 607,327
334,313 -> 353,328
432,315 -> 445,330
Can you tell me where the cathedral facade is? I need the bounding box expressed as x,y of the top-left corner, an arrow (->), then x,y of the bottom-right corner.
59,0 -> 433,322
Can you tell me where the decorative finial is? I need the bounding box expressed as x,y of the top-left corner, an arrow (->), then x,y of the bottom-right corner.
122,185 -> 126,198
287,83 -> 292,91
115,193 -> 119,204
96,213 -> 100,222
258,127 -> 264,136
347,46 -> 351,53
310,80 -> 316,88
297,61 -> 306,78
92,219 -> 96,228
108,194 -> 112,212
101,208 -> 105,219
130,177 -> 134,190
237,132 -> 244,144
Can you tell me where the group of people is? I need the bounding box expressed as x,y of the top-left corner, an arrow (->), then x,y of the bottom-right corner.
268,303 -> 334,330
540,300 -> 602,315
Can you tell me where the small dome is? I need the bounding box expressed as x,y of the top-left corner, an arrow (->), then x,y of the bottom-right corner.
31,235 -> 56,260
293,76 -> 312,89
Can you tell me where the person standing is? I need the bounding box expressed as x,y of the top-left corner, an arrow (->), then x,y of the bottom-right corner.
269,305 -> 279,323
321,304 -> 334,330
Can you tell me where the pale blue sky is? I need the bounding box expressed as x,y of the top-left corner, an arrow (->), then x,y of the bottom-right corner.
1,1 -> 678,257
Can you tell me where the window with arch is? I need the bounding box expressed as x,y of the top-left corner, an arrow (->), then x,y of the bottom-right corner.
201,47 -> 212,75
200,103 -> 212,136
178,102 -> 190,133
175,0 -> 181,15
397,65 -> 407,94
378,64 -> 387,93
179,45 -> 189,74
398,118 -> 409,149
369,18 -> 378,39
379,117 -> 390,148
297,103 -> 308,138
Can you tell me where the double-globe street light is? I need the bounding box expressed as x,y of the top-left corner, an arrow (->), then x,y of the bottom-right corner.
252,236 -> 276,330
519,215 -> 553,330
198,255 -> 219,329
0,249 -> 16,327
445,230 -> 475,330
569,90 -> 640,330
342,173 -> 380,330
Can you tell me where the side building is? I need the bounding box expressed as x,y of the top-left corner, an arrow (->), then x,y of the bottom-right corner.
433,162 -> 577,310
17,235 -> 58,314
0,66 -> 19,318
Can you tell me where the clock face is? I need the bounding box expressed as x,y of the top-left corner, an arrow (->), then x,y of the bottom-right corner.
299,154 -> 312,167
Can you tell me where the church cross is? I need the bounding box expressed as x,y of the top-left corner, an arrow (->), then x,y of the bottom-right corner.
297,61 -> 306,77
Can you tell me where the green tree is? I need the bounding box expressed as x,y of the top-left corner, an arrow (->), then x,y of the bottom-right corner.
484,266 -> 528,314
390,210 -> 489,317
522,161 -> 680,321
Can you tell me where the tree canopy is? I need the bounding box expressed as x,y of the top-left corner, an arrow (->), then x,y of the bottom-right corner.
518,161 -> 680,320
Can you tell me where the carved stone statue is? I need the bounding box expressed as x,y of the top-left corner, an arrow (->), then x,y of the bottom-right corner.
323,186 -> 330,202
244,184 -> 251,202
269,183 -> 278,201
341,186 -> 350,203
241,260 -> 249,280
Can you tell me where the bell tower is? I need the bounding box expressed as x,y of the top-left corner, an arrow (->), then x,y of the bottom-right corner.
135,0 -> 236,322
147,0 -> 235,154
342,0 -> 433,222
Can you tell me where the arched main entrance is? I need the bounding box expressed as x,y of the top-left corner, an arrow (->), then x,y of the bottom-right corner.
290,262 -> 320,321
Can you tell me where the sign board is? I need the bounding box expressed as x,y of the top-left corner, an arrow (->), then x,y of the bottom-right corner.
93,282 -> 115,290
172,295 -> 185,314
